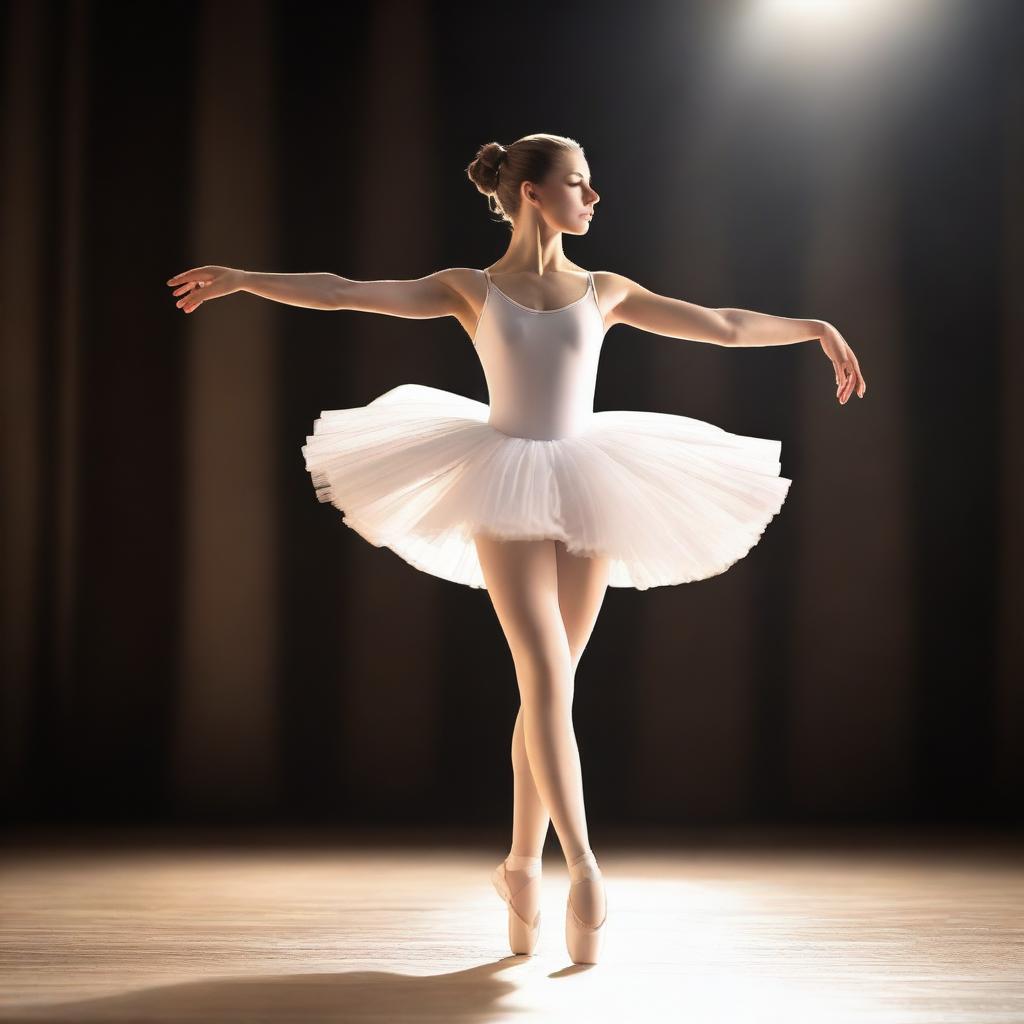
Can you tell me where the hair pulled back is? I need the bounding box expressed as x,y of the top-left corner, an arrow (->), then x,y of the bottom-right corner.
466,133 -> 582,228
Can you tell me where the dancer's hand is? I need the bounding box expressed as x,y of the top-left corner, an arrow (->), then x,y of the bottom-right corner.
820,323 -> 866,404
166,266 -> 243,313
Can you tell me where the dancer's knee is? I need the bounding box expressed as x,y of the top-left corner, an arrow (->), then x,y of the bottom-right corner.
514,644 -> 574,709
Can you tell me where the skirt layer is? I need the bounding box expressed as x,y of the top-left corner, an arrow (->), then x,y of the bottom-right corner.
301,383 -> 792,590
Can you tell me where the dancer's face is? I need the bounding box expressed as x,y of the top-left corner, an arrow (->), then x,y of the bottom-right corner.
523,150 -> 600,235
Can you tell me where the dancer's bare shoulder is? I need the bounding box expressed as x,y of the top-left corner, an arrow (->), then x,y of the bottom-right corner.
437,267 -> 490,342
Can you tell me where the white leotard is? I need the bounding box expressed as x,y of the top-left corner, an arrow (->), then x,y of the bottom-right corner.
472,269 -> 605,441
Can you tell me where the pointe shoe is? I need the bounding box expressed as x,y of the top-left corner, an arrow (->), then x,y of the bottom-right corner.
565,850 -> 606,965
491,854 -> 542,955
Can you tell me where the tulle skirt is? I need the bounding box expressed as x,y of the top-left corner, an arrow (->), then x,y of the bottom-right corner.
301,383 -> 792,590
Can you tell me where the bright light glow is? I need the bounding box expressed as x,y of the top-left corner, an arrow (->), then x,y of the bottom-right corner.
759,0 -> 866,22
738,0 -> 950,49
724,0 -> 957,96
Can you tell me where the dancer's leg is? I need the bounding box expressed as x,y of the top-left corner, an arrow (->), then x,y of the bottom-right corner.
552,540 -> 611,928
507,540 -> 612,857
475,534 -> 608,871
509,708 -> 550,858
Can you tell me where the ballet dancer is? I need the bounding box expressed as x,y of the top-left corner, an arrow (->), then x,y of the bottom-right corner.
166,132 -> 866,965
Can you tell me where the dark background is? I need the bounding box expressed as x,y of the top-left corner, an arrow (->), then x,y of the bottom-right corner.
3,0 -> 1021,831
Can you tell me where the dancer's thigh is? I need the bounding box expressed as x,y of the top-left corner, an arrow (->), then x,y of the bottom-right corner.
554,541 -> 611,670
474,534 -> 572,703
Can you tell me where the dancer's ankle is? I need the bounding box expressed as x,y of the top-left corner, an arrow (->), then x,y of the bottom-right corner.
567,848 -> 601,882
506,852 -> 543,873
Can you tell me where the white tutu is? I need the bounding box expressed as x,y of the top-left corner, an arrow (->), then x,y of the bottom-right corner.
301,383 -> 792,591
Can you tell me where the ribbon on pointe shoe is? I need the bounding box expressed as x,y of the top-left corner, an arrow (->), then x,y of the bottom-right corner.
492,861 -> 542,929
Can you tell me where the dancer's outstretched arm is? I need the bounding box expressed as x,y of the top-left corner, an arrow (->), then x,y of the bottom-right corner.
165,265 -> 466,319
602,272 -> 867,405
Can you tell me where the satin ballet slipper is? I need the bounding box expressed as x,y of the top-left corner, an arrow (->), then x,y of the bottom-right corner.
565,850 -> 606,964
491,854 -> 542,955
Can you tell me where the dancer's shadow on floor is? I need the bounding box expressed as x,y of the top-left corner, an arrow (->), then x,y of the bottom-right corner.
0,956 -> 596,1023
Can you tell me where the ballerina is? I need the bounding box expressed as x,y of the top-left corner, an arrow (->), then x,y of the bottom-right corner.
166,132 -> 866,965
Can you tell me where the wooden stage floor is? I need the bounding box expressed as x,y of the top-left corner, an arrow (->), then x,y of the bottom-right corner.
0,826 -> 1021,1023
